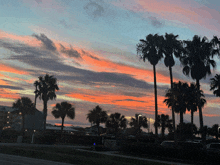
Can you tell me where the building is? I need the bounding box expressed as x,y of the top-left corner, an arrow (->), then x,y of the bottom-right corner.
0,105 -> 43,131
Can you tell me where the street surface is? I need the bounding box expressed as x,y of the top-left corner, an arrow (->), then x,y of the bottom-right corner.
0,153 -> 75,165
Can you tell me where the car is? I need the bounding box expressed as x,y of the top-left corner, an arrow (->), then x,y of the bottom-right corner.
160,141 -> 176,148
206,143 -> 220,153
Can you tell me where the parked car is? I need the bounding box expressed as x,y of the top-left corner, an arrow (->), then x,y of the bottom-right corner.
160,141 -> 176,148
206,143 -> 220,153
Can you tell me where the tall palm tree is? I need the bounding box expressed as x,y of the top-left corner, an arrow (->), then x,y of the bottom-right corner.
105,112 -> 127,134
157,114 -> 172,138
12,97 -> 35,135
34,74 -> 59,130
163,33 -> 183,142
137,34 -> 164,136
52,102 -> 75,133
180,35 -> 216,143
164,81 -> 189,126
210,74 -> 220,97
86,105 -> 108,136
130,114 -> 148,134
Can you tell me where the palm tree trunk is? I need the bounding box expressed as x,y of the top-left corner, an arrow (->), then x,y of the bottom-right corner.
191,110 -> 194,140
153,65 -> 158,136
180,111 -> 184,140
34,86 -> 37,109
196,79 -> 205,144
22,114 -> 25,137
61,118 -> 64,133
169,66 -> 177,143
43,99 -> 47,130
97,123 -> 100,136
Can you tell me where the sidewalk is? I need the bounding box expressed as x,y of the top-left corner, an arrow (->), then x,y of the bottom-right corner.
0,143 -> 191,165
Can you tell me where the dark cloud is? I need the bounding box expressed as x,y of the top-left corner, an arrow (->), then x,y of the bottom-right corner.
84,0 -> 104,18
60,44 -> 81,59
0,35 -> 154,90
35,0 -> 42,4
114,99 -> 146,103
81,49 -> 100,60
32,33 -> 57,51
148,16 -> 164,28
0,85 -> 24,90
59,19 -> 72,29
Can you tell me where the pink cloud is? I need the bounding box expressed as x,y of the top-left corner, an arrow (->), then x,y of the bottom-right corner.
112,0 -> 220,35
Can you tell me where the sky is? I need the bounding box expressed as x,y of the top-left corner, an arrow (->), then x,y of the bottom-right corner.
0,0 -> 220,131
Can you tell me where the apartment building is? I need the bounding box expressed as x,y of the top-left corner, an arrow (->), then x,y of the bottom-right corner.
0,105 -> 43,131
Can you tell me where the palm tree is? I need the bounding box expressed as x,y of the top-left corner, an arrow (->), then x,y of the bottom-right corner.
180,35 -> 216,143
187,83 -> 206,131
130,114 -> 148,134
12,97 -> 35,135
34,74 -> 59,130
105,112 -> 127,134
157,114 -> 172,138
52,102 -> 75,133
137,34 -> 164,136
163,33 -> 183,142
86,105 -> 108,136
210,74 -> 220,97
34,80 -> 40,108
164,81 -> 189,126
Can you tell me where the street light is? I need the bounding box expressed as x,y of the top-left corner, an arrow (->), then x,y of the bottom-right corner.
138,114 -> 142,133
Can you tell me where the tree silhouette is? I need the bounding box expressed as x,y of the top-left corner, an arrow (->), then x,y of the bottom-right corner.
105,112 -> 127,134
164,81 -> 189,126
210,74 -> 220,97
187,83 -> 206,136
137,34 -> 164,136
52,102 -> 75,133
130,114 -> 148,134
12,97 -> 35,135
163,33 -> 183,142
157,114 -> 172,138
34,74 -> 59,130
86,105 -> 108,136
180,35 -> 216,143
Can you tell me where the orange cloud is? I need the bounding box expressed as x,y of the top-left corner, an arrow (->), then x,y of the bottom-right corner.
203,114 -> 220,117
0,64 -> 29,75
80,51 -> 173,84
66,90 -> 168,113
0,89 -> 20,100
55,123 -> 73,127
0,30 -> 41,47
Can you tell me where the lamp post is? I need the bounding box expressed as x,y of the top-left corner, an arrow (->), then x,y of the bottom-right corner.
138,114 -> 142,134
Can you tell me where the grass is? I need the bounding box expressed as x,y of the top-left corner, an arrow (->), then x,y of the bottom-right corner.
0,145 -> 168,165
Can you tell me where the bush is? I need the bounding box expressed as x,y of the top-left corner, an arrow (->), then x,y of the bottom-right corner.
0,129 -> 20,142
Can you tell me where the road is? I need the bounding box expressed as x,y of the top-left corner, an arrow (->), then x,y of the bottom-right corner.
0,153 -> 75,165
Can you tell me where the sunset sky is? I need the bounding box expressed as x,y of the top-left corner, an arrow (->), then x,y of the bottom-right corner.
0,0 -> 220,131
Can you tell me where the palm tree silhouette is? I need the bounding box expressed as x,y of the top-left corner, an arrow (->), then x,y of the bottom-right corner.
86,105 -> 108,136
180,35 -> 216,143
164,81 -> 188,126
163,33 -> 183,142
12,97 -> 35,135
210,74 -> 220,97
52,102 -> 75,133
157,114 -> 172,138
34,80 -> 40,108
187,83 -> 206,131
105,112 -> 127,134
34,74 -> 59,130
137,34 -> 164,136
130,114 -> 148,134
